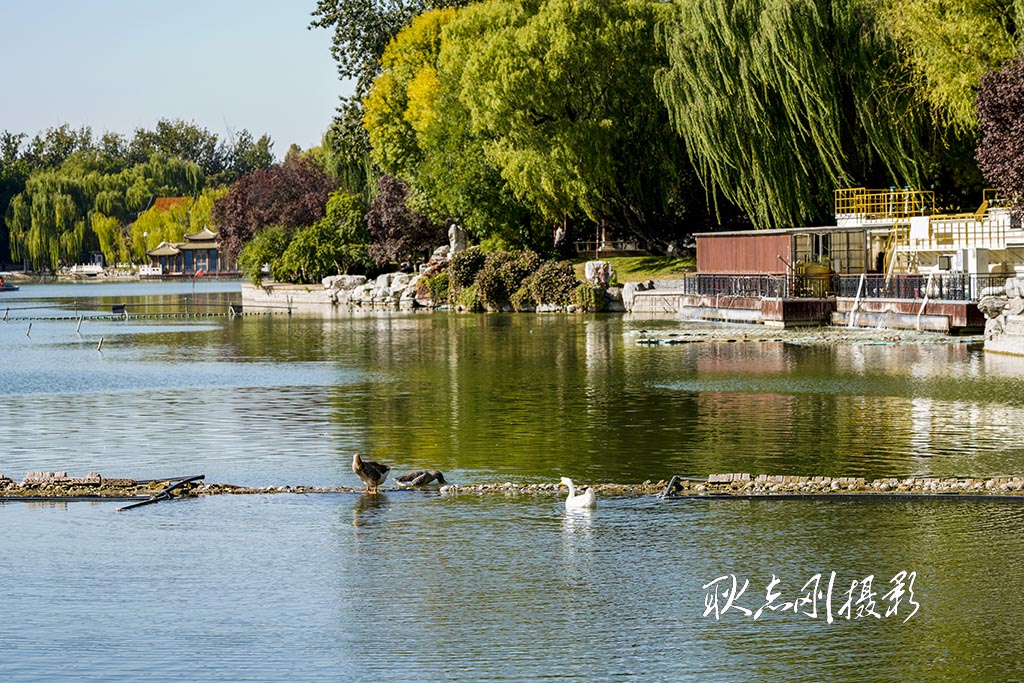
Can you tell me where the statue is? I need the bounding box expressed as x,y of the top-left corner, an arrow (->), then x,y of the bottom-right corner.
448,223 -> 467,254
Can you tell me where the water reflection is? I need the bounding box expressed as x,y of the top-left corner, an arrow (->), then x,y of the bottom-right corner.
351,492 -> 390,528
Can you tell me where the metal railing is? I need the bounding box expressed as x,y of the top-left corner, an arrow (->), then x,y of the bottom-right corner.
834,188 -> 935,220
835,273 -> 1004,301
674,274 -> 838,299
669,273 -> 1004,301
574,240 -> 648,254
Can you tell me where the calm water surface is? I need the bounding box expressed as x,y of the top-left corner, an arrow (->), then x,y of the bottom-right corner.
2,282 -> 1023,681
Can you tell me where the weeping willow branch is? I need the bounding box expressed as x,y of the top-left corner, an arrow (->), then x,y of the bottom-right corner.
654,0 -> 929,228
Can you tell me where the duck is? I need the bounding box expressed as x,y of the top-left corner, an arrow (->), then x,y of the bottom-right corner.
352,453 -> 390,493
560,476 -> 597,510
395,469 -> 446,487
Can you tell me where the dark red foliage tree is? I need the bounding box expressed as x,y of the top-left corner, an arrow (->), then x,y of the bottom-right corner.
366,175 -> 444,266
977,56 -> 1024,217
213,157 -> 338,260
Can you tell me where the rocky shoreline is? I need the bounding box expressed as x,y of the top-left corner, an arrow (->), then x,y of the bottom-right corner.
4,471 -> 1024,501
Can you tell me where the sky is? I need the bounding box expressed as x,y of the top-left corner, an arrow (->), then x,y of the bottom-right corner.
0,0 -> 351,158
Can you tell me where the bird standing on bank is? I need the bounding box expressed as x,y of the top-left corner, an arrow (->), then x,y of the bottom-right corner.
560,476 -> 597,510
352,453 -> 390,493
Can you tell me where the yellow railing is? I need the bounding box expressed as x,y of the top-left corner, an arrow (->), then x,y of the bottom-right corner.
886,213 -> 1010,255
835,188 -> 935,220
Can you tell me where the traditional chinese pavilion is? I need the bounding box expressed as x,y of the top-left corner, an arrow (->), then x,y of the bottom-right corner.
145,228 -> 233,276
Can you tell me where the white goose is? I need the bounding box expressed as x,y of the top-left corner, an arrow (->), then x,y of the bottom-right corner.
560,476 -> 597,510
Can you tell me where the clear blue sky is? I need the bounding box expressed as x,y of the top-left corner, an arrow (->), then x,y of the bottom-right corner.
0,0 -> 351,157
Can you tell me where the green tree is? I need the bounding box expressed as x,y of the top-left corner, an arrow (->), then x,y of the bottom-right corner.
448,0 -> 693,238
7,152 -> 203,271
310,1 -> 475,214
655,0 -> 932,228
238,225 -> 293,284
280,190 -> 373,283
890,0 -> 1024,132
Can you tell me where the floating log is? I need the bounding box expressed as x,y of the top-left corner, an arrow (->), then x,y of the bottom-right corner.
117,475 -> 205,512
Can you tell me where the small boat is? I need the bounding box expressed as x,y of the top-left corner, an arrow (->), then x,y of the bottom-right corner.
0,282 -> 19,292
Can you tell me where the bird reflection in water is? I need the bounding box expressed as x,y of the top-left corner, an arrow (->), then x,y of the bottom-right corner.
351,492 -> 389,528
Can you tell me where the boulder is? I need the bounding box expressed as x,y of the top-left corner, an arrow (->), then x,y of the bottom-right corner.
584,260 -> 615,286
621,281 -> 647,311
389,273 -> 412,295
978,294 -> 1009,319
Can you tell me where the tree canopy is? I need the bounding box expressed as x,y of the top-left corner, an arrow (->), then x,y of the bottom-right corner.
890,0 -> 1024,132
1,120 -> 274,267
212,156 -> 338,261
977,55 -> 1024,215
654,0 -> 942,229
360,0 -> 705,249
7,153 -> 204,271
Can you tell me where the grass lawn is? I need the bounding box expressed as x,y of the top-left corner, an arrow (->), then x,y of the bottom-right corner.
571,254 -> 695,283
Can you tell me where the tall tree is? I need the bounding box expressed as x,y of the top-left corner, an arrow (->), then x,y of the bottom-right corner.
129,119 -> 223,175
890,0 -> 1023,132
977,55 -> 1024,216
310,1 -> 474,210
655,0 -> 932,228
448,0 -> 695,239
212,157 -> 338,261
365,175 -> 443,265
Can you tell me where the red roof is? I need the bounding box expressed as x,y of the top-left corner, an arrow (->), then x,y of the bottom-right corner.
151,197 -> 190,212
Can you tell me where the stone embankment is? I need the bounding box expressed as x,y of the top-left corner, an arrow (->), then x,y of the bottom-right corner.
241,272 -> 430,311
662,473 -> 1024,496
978,275 -> 1024,355
240,256 -> 629,313
5,471 -> 1024,501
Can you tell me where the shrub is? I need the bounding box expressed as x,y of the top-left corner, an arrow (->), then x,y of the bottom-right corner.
526,260 -> 578,306
476,249 -> 541,311
237,225 -> 293,285
458,283 -> 482,311
510,285 -> 535,312
449,246 -> 486,289
571,283 -> 607,312
419,271 -> 450,305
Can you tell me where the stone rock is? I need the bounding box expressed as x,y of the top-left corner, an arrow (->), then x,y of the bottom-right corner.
389,273 -> 412,295
432,245 -> 450,262
1006,277 -> 1020,299
338,275 -> 367,289
448,223 -> 467,254
985,316 -> 1005,339
980,285 -> 1006,299
621,282 -> 642,310
585,260 -> 615,286
978,295 -> 1008,319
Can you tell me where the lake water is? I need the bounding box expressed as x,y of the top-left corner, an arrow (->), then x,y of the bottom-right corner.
2,281 -> 1023,681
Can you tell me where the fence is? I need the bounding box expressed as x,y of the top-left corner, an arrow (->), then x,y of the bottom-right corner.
835,273 -> 1004,302
673,273 -> 1002,301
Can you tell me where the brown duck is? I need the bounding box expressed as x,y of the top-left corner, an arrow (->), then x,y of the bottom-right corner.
352,453 -> 390,493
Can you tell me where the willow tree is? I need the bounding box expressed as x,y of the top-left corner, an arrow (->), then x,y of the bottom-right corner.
655,0 -> 929,228
363,5 -> 538,246
8,152 -> 204,270
890,0 -> 1024,132
447,0 -> 695,239
8,172 -> 91,271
